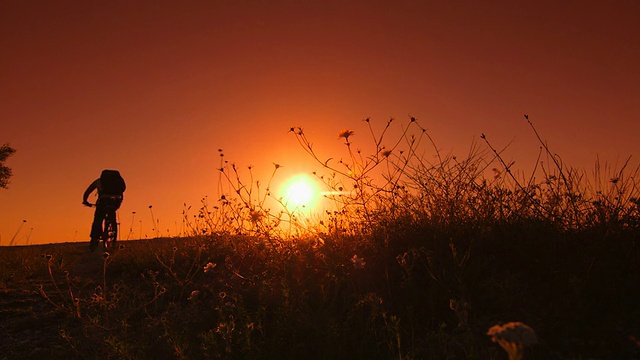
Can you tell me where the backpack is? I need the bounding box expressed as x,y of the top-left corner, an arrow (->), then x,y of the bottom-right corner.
100,169 -> 126,196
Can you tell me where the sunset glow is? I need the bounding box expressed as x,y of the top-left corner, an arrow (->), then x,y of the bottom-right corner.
280,174 -> 319,212
0,2 -> 638,244
1,3 -> 638,357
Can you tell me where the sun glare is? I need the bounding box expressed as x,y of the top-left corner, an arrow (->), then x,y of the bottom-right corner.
281,174 -> 319,211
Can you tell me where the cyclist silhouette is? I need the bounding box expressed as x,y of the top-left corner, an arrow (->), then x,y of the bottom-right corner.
82,169 -> 126,251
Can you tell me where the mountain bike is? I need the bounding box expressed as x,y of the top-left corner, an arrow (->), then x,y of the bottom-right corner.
85,201 -> 119,251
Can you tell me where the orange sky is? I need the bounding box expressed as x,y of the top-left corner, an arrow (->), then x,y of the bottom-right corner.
1,1 -> 639,245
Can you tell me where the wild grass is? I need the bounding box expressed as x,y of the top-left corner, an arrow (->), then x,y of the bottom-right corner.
1,116 -> 639,359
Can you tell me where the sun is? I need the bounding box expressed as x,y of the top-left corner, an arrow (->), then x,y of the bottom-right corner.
280,174 -> 319,211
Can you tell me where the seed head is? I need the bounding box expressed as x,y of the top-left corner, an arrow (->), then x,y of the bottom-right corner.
338,130 -> 354,140
249,210 -> 263,223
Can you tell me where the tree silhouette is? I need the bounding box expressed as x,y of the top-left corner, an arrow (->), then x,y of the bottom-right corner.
0,144 -> 16,189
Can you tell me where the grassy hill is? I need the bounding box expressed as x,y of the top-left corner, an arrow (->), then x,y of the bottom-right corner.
2,118 -> 639,359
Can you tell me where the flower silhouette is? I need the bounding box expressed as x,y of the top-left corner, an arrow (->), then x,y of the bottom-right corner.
338,130 -> 354,140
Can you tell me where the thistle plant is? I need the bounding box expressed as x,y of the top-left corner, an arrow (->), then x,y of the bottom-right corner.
8,219 -> 27,246
290,118 -> 427,235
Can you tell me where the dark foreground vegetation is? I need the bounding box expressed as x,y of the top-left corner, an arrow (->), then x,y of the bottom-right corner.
1,118 -> 639,359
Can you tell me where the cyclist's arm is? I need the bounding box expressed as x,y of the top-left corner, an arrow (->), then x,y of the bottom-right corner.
82,179 -> 99,204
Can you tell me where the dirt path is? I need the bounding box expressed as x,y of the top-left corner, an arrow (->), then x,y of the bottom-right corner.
0,281 -> 77,358
0,243 -> 104,359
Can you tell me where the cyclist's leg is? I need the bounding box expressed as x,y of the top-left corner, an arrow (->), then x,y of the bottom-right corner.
90,205 -> 106,250
110,200 -> 121,245
111,211 -> 118,238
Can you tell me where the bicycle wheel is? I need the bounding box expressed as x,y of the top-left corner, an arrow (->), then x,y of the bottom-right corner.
103,211 -> 118,250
